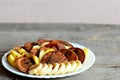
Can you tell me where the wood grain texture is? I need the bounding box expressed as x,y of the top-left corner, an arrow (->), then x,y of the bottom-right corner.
0,24 -> 120,80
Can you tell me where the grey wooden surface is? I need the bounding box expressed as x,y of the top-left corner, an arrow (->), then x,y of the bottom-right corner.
0,24 -> 120,80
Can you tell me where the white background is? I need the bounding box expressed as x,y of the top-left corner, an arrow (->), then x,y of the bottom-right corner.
0,0 -> 120,24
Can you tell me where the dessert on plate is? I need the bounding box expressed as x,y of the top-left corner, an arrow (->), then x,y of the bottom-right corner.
7,39 -> 88,75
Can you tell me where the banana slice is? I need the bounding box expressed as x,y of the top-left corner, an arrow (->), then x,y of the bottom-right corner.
29,63 -> 43,75
63,62 -> 71,73
43,64 -> 53,75
39,63 -> 48,75
39,50 -> 45,62
41,42 -> 50,47
65,45 -> 70,49
39,48 -> 54,62
70,61 -> 77,72
74,60 -> 81,71
33,45 -> 41,49
55,63 -> 65,75
28,60 -> 82,75
49,63 -> 60,75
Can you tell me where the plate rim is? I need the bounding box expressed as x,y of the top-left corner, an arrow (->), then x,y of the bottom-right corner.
2,42 -> 95,78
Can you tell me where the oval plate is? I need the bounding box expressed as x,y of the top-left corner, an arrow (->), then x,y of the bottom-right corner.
2,42 -> 95,78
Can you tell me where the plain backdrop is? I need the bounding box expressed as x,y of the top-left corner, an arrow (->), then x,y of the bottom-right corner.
0,0 -> 120,24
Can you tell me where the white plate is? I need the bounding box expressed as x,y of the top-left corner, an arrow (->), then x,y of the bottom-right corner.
2,43 -> 95,78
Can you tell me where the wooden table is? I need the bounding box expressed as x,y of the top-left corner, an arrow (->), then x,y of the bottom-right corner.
0,24 -> 120,80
